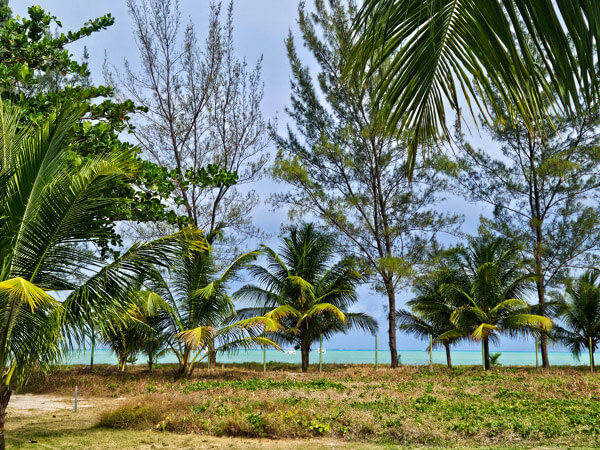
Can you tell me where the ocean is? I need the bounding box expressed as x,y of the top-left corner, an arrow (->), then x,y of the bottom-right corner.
65,348 -> 594,367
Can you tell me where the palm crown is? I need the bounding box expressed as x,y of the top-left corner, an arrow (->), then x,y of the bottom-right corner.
398,265 -> 465,368
348,0 -> 600,172
0,100 -> 205,447
441,238 -> 552,369
235,223 -> 377,372
554,271 -> 600,369
151,231 -> 274,376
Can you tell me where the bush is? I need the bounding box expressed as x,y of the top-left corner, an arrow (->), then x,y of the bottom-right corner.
99,403 -> 164,429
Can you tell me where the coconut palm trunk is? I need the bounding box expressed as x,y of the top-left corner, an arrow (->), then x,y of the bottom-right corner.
590,338 -> 596,372
483,337 -> 491,371
444,342 -> 452,369
89,333 -> 95,372
147,343 -> 156,372
301,338 -> 310,373
0,385 -> 11,450
178,346 -> 192,377
208,343 -> 217,369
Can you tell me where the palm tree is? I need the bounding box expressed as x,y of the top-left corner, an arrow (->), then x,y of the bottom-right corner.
152,232 -> 276,377
0,100 -> 202,448
554,271 -> 600,371
137,292 -> 171,372
348,1 -> 599,172
442,238 -> 552,370
235,223 -> 378,372
100,287 -> 169,371
397,267 -> 465,368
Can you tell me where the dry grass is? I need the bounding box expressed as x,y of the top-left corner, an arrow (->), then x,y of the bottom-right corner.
18,363 -> 600,447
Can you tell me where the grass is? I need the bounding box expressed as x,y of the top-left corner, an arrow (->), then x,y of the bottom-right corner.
11,363 -> 600,447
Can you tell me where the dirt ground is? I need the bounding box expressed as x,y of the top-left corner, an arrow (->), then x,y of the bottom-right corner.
8,393 -> 116,414
12,364 -> 600,448
6,394 -> 372,449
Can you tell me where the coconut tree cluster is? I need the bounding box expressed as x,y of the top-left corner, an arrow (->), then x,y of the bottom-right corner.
399,238 -> 552,370
399,238 -> 600,371
235,224 -> 378,372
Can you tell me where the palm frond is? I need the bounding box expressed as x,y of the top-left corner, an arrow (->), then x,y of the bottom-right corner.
0,277 -> 58,311
348,0 -> 599,173
175,326 -> 216,351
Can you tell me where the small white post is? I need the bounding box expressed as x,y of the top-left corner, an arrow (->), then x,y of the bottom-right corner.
74,385 -> 78,413
319,334 -> 323,373
375,335 -> 378,370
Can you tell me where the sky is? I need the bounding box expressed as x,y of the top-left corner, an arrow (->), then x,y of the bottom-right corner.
12,1 -> 552,354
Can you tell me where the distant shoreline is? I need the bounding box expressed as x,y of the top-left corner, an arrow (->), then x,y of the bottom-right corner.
64,348 -> 593,367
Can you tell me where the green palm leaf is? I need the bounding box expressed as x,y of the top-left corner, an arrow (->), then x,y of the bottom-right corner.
0,277 -> 57,312
348,0 -> 600,172
176,326 -> 216,351
236,224 -> 376,372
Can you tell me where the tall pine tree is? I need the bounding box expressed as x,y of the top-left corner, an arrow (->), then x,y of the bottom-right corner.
273,0 -> 459,367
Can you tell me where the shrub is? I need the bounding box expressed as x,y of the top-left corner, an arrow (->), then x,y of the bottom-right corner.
100,403 -> 164,430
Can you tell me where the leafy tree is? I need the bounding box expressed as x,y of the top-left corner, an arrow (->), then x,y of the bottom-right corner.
106,0 -> 270,248
0,4 -> 228,253
450,94 -> 600,368
0,100 -> 202,448
273,0 -> 458,368
442,238 -> 552,370
235,223 -> 378,372
348,0 -> 600,171
554,271 -> 600,371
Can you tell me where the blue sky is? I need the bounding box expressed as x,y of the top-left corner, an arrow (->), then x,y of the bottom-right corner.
14,1 -> 550,354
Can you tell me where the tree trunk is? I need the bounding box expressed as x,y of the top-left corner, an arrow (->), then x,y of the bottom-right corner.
147,344 -> 154,372
534,246 -> 550,368
444,342 -> 452,369
536,291 -> 550,368
0,385 -> 12,450
89,334 -> 95,372
179,346 -> 191,377
208,344 -> 217,370
300,338 -> 310,373
384,280 -> 399,368
532,183 -> 550,368
185,363 -> 195,378
483,337 -> 491,371
117,351 -> 127,372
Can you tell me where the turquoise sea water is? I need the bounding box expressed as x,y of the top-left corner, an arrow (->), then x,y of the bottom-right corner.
65,348 -> 594,367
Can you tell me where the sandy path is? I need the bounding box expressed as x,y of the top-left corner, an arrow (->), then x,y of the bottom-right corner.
8,393 -> 122,414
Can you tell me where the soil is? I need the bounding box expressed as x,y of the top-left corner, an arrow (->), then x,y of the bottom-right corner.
8,393 -> 126,415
